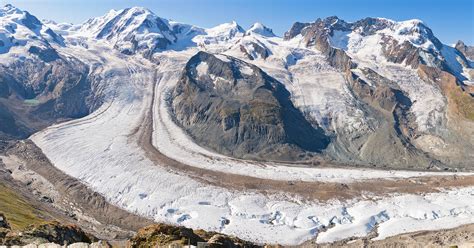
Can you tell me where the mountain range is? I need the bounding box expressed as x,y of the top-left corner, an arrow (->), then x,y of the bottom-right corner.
1,4 -> 472,169
1,4 -> 474,246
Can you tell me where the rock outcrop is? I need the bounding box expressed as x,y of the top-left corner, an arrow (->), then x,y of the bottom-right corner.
128,224 -> 258,248
455,40 -> 474,61
0,219 -> 96,246
171,51 -> 329,161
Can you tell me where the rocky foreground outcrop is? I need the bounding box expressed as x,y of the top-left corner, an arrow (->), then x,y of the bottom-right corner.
0,214 -> 96,246
171,51 -> 329,161
129,224 -> 258,248
0,214 -> 259,248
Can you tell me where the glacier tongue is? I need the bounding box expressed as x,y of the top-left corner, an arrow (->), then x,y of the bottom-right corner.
2,5 -> 470,244
30,44 -> 474,244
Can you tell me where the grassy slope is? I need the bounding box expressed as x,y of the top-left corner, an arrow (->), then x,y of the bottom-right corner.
0,183 -> 49,230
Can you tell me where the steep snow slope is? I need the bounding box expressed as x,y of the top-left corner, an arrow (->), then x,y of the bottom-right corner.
191,21 -> 245,53
0,5 -> 99,140
246,22 -> 275,37
78,7 -> 177,54
0,4 -> 63,59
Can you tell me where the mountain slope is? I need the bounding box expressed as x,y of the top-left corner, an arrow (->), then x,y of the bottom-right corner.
79,7 -> 177,55
210,16 -> 474,168
171,51 -> 329,160
0,4 -> 64,55
0,5 -> 98,140
245,22 -> 275,37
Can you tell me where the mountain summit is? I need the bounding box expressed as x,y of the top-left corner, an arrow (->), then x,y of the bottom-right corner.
0,4 -> 63,54
246,22 -> 275,37
80,7 -> 177,55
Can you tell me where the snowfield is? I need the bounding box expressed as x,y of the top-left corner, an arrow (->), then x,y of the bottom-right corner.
31,41 -> 474,244
13,8 -> 472,245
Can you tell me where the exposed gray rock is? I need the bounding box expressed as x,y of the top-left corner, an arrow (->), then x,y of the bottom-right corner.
239,41 -> 270,60
171,51 -> 329,161
455,40 -> 474,61
337,69 -> 443,169
283,22 -> 310,40
28,46 -> 60,62
284,17 -> 354,71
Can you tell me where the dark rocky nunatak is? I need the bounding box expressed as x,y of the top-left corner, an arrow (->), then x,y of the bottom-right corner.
171,51 -> 329,161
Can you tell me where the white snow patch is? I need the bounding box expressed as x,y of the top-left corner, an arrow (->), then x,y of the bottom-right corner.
195,61 -> 208,77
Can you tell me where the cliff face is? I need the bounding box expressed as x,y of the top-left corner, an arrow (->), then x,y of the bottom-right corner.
455,40 -> 474,61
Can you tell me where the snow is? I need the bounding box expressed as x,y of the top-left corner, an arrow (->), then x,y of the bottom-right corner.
76,7 -> 177,53
328,30 -> 350,50
239,65 -> 254,75
328,18 -> 437,52
192,21 -> 244,52
246,22 -> 275,37
384,19 -> 437,50
192,58 -> 231,86
318,187 -> 474,243
151,51 -> 462,184
0,4 -> 60,55
372,64 -> 447,134
3,5 -> 471,245
440,44 -> 474,85
201,21 -> 244,41
195,61 -> 208,77
325,22 -> 448,135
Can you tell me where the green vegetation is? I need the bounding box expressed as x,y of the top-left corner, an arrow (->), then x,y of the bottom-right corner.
450,89 -> 474,121
0,183 -> 49,230
23,99 -> 40,106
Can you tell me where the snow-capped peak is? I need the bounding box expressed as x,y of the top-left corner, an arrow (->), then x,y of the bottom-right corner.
1,4 -> 20,15
206,21 -> 245,36
0,4 -> 64,54
193,21 -> 245,48
322,16 -> 444,67
78,6 -> 177,54
1,4 -> 42,31
246,22 -> 275,37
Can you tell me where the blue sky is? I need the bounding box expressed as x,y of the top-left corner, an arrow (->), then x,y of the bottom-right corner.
4,0 -> 474,44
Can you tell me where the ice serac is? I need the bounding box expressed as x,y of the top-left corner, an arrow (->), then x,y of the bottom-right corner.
1,5 -> 471,245
171,51 -> 329,161
80,7 -> 177,55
